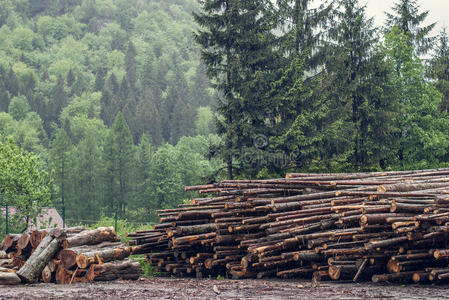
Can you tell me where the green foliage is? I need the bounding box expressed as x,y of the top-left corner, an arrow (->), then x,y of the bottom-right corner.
0,137 -> 52,232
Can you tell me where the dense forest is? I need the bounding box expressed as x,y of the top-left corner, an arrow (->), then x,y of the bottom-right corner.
0,0 -> 220,227
0,0 -> 449,229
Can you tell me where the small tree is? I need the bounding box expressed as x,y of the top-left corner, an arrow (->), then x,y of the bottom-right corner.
0,137 -> 52,233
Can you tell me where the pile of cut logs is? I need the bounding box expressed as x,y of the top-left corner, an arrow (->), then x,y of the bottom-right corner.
128,168 -> 449,283
0,227 -> 142,285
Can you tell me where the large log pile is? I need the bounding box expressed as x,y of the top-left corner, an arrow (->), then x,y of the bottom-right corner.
129,168 -> 449,283
0,227 -> 142,285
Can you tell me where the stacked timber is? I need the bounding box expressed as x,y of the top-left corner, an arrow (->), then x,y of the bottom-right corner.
129,167 -> 449,283
0,227 -> 142,285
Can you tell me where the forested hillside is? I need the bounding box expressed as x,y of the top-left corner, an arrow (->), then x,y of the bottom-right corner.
0,0 -> 220,225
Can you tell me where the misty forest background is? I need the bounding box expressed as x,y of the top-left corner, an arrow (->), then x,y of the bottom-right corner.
0,0 -> 448,229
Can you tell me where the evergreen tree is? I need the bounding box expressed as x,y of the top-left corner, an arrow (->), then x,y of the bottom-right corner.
385,0 -> 436,55
74,132 -> 102,221
109,112 -> 135,216
66,69 -> 75,87
384,27 -> 449,167
194,0 -> 275,179
125,40 -> 137,91
324,0 -> 384,170
428,28 -> 449,114
50,128 -> 73,210
49,75 -> 68,126
136,88 -> 163,145
133,134 -> 154,221
94,67 -> 107,92
7,67 -> 19,97
190,63 -> 213,107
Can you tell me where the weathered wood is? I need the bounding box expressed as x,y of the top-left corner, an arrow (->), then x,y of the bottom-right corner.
0,272 -> 21,285
17,229 -> 66,283
62,227 -> 119,249
86,260 -> 142,282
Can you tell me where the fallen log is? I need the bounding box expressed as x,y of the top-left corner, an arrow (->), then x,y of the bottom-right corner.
17,229 -> 66,283
86,260 -> 142,281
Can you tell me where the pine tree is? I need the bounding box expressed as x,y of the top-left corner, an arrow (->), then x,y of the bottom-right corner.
385,0 -> 436,55
7,67 -> 19,97
110,112 -> 135,216
125,40 -> 137,90
194,0 -> 275,179
50,128 -> 73,210
190,63 -> 213,107
428,28 -> 449,114
325,0 -> 380,170
133,134 -> 154,221
136,88 -> 163,145
94,67 -> 107,92
50,75 -> 68,125
66,69 -> 75,87
74,132 -> 102,221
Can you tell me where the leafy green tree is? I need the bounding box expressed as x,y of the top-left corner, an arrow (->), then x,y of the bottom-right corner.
385,0 -> 436,55
0,137 -> 52,232
8,95 -> 30,121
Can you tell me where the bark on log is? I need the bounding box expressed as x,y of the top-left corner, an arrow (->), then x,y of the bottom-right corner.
62,227 -> 119,249
0,272 -> 21,285
86,260 -> 142,282
17,229 -> 66,283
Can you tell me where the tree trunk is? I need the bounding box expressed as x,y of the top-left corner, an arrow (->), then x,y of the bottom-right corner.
17,229 -> 66,283
0,272 -> 21,285
62,227 -> 119,248
86,260 -> 142,282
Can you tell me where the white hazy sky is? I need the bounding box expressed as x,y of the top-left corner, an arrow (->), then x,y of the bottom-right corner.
363,0 -> 449,34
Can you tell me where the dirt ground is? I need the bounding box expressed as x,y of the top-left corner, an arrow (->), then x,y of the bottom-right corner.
1,278 -> 449,300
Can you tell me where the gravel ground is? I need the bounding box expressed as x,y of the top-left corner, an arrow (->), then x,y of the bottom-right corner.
1,278 -> 449,300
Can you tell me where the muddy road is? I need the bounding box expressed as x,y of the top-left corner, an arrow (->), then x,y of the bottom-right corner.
1,278 -> 449,299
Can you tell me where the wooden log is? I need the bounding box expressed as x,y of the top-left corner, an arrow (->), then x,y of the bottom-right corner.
41,260 -> 57,283
0,272 -> 21,285
0,251 -> 7,259
0,259 -> 14,268
1,234 -> 21,252
76,247 -> 131,269
62,227 -> 119,248
86,260 -> 142,282
17,229 -> 66,283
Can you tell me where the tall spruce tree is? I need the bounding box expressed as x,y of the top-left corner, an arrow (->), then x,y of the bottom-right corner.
194,0 -> 275,179
428,28 -> 449,114
325,0 -> 380,170
74,132 -> 102,221
109,112 -> 135,216
385,0 -> 436,55
50,128 -> 73,210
